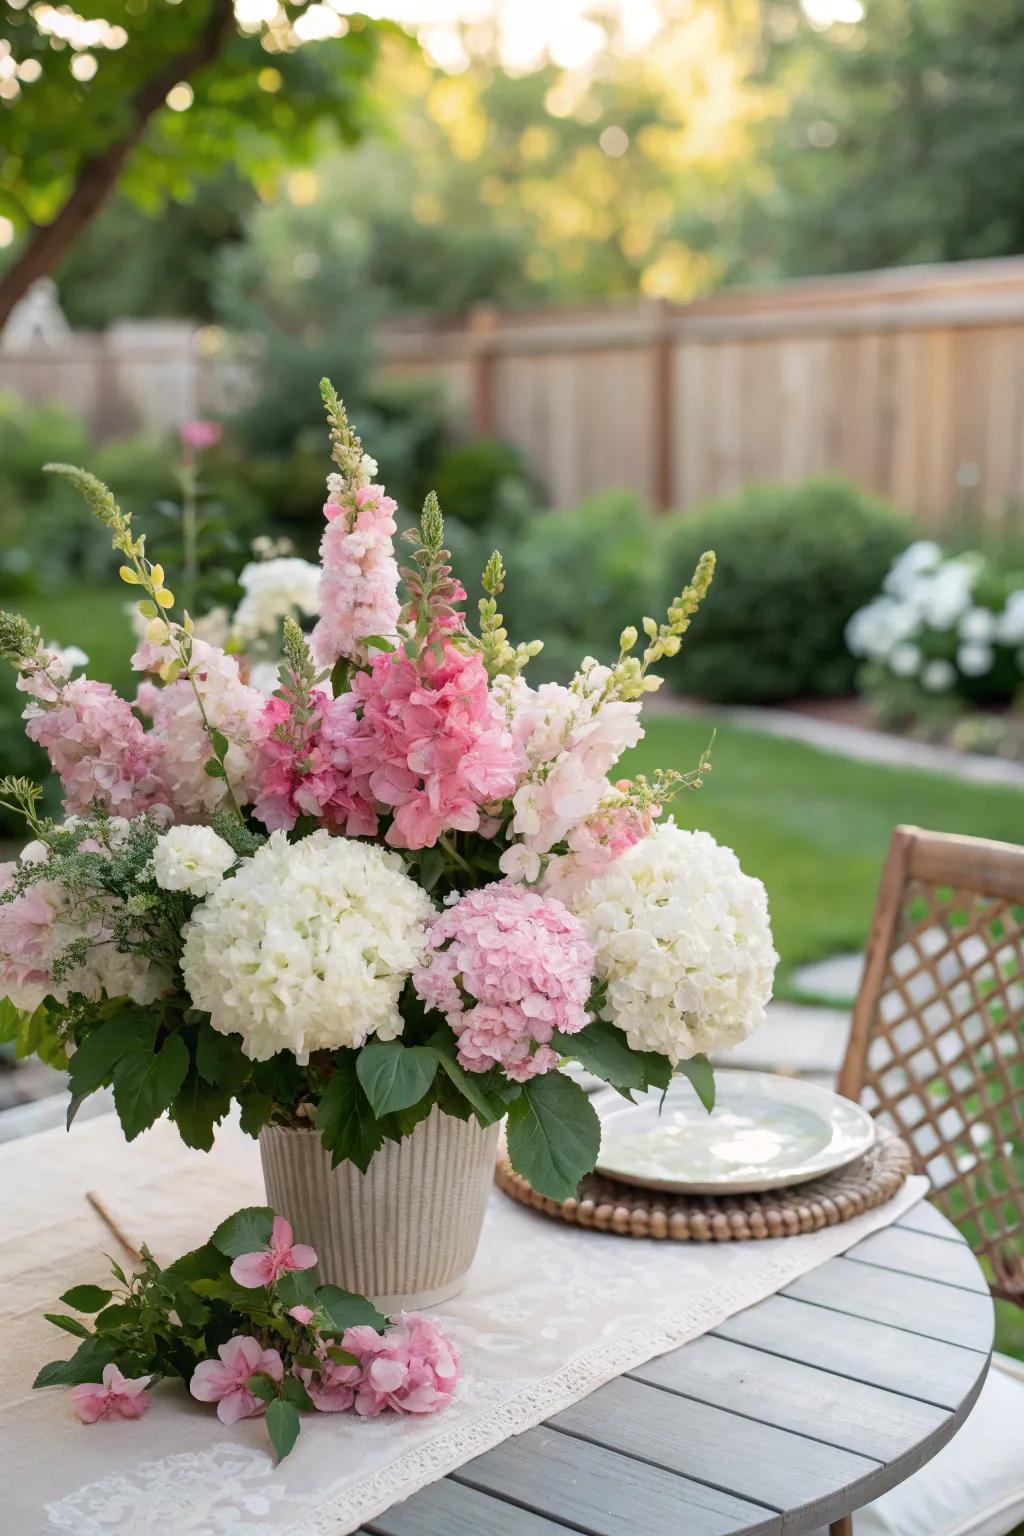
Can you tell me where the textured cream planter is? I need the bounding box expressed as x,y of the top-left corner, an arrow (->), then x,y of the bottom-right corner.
259,1109 -> 500,1311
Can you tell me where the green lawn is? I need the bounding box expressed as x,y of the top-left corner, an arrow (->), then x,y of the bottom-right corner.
622,713 -> 1024,998
19,583 -> 135,696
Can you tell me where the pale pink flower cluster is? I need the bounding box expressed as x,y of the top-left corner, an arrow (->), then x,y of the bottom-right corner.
542,796 -> 655,904
251,690 -> 377,836
24,677 -> 167,821
70,1364 -> 151,1424
136,640 -> 263,820
0,857 -> 167,1013
229,1216 -> 317,1289
190,1336 -> 284,1425
495,668 -> 643,882
348,642 -> 522,850
414,884 -> 594,1080
312,485 -> 401,668
336,1314 -> 459,1417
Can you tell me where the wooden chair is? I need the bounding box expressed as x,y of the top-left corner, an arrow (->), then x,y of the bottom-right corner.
839,825 -> 1023,1307
829,826 -> 1024,1536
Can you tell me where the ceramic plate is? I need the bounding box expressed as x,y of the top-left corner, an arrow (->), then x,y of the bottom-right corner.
594,1070 -> 875,1194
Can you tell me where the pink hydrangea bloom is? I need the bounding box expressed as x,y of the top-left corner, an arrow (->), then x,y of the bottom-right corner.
348,642 -> 522,850
343,1314 -> 459,1417
252,689 -> 377,837
189,1336 -> 284,1424
312,485 -> 401,669
69,1364 -> 151,1424
414,884 -> 594,1080
24,677 -> 167,820
0,872 -> 61,1012
137,640 -> 264,820
229,1216 -> 317,1289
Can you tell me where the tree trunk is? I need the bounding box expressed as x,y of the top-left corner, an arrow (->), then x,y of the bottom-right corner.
0,0 -> 236,330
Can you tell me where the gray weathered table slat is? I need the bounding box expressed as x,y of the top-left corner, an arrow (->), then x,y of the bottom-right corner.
364,1205 -> 992,1536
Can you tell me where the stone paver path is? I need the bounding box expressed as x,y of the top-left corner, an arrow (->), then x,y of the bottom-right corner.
650,696 -> 1024,788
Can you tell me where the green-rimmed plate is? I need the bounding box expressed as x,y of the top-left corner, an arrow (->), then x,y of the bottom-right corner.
594,1069 -> 876,1194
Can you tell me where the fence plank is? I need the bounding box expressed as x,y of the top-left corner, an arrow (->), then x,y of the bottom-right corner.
381,257 -> 1024,524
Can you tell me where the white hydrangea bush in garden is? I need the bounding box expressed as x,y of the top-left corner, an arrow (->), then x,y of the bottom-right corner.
846,541 -> 1024,734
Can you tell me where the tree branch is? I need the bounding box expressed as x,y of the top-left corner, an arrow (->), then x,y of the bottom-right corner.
0,0 -> 237,329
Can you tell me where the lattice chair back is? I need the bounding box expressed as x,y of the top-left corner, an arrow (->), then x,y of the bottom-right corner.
838,826 -> 1024,1308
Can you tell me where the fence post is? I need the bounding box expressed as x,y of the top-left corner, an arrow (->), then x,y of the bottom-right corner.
652,299 -> 674,510
468,303 -> 499,437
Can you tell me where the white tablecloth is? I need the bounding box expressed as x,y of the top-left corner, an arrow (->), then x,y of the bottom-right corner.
0,1111 -> 927,1536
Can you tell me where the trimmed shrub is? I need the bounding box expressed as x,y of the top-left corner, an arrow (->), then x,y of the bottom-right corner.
431,438 -> 538,532
500,490 -> 661,682
658,478 -> 912,703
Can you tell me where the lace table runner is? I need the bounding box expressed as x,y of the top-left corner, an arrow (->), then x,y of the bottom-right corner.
0,1112 -> 927,1536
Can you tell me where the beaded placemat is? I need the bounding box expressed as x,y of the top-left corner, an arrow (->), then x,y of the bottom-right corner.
495,1132 -> 913,1241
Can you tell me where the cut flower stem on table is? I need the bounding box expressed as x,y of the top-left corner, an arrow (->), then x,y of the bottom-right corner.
35,1204 -> 459,1461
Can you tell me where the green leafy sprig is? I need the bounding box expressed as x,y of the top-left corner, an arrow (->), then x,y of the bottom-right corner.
35,1206 -> 386,1463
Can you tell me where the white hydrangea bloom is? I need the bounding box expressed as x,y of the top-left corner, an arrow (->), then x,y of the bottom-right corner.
231,558 -> 321,648
152,826 -> 237,897
996,590 -> 1024,646
921,658 -> 956,694
889,642 -> 921,678
567,823 -> 777,1065
958,607 -> 997,644
181,830 -> 434,1062
957,641 -> 994,678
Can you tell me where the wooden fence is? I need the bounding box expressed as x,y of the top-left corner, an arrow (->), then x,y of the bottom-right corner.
380,256 -> 1024,532
0,320 -> 253,441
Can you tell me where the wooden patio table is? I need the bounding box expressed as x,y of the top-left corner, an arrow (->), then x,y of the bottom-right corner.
357,1199 -> 992,1536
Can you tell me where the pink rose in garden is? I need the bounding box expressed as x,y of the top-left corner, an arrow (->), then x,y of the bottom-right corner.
179,419 -> 222,454
343,1314 -> 459,1417
189,1336 -> 284,1424
413,884 -> 594,1080
69,1364 -> 151,1424
229,1215 -> 317,1288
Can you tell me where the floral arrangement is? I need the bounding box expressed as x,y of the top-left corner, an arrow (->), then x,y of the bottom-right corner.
36,1204 -> 458,1460
846,541 -> 1024,742
0,381 -> 777,1200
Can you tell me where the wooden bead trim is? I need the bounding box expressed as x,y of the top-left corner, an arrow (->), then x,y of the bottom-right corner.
495,1134 -> 913,1241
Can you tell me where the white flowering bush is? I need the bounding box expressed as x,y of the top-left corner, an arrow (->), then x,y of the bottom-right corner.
0,381 -> 777,1201
568,824 -> 777,1065
182,832 -> 433,1061
847,541 -> 1024,735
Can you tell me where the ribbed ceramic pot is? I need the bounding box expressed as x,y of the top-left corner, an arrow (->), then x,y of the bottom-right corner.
259,1108 -> 500,1311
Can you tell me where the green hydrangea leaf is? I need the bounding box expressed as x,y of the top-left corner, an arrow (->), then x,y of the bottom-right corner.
552,1019 -> 671,1097
210,1206 -> 274,1259
506,1072 -> 600,1202
315,1056 -> 384,1172
356,1039 -> 438,1117
675,1055 -> 715,1113
111,1033 -> 190,1141
266,1398 -> 301,1462
315,1285 -> 386,1335
59,1284 -> 113,1313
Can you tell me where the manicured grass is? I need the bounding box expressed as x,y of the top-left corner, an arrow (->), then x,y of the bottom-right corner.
621,713 -> 1024,998
19,583 -> 135,695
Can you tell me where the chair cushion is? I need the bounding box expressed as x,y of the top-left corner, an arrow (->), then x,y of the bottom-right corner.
820,1354 -> 1024,1536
